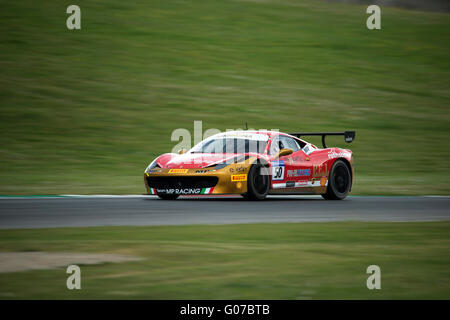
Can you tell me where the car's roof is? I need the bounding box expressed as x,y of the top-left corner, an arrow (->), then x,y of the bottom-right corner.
209,130 -> 301,141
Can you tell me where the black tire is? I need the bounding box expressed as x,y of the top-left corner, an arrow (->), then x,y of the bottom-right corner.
321,160 -> 352,200
245,163 -> 270,200
157,193 -> 179,200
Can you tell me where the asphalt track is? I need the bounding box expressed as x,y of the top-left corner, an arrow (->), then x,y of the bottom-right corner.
0,195 -> 449,229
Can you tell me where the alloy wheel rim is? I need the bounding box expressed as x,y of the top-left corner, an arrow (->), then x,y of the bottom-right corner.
333,165 -> 349,194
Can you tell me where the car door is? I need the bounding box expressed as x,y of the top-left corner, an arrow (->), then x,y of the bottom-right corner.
269,135 -> 311,188
268,135 -> 287,185
279,135 -> 313,187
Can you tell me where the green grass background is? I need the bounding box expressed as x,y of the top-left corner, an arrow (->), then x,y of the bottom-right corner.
1,0 -> 449,195
0,222 -> 449,299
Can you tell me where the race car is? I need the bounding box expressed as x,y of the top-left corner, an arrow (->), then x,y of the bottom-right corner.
144,130 -> 355,200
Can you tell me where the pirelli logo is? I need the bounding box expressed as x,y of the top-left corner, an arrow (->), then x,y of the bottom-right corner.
168,169 -> 188,173
231,174 -> 247,182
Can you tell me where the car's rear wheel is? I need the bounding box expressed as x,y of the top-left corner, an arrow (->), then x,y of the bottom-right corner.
245,163 -> 270,200
157,193 -> 179,200
322,159 -> 351,200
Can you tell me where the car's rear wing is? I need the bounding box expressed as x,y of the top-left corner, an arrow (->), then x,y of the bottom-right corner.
287,131 -> 356,148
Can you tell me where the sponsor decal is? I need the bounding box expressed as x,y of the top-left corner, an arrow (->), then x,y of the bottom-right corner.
303,144 -> 314,155
156,188 -> 201,195
229,166 -> 246,173
155,188 -> 214,195
195,170 -> 210,173
320,177 -> 327,187
286,181 -> 295,188
231,174 -> 247,182
272,180 -> 324,189
289,155 -> 304,162
272,160 -> 285,181
169,169 -> 189,173
328,150 -> 351,159
313,164 -> 328,177
287,169 -> 311,177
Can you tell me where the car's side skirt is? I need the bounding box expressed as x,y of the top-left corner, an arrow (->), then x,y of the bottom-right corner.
269,186 -> 327,195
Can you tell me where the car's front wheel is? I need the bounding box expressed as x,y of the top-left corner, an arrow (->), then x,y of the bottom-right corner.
244,162 -> 270,200
321,159 -> 352,200
157,193 -> 179,200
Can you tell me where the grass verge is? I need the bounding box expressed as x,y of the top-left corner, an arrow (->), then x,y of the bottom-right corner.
0,221 -> 449,299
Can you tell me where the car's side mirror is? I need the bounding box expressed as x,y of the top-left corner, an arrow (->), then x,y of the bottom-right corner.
276,148 -> 293,158
178,148 -> 187,154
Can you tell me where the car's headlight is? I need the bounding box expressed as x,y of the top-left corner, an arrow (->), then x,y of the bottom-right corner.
145,159 -> 159,173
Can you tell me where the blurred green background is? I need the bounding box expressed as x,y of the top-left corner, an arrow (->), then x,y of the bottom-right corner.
1,222 -> 449,299
1,0 -> 449,195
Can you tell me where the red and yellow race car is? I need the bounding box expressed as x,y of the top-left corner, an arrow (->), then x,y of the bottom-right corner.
144,130 -> 355,200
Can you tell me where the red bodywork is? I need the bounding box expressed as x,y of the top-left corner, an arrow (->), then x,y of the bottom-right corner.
149,131 -> 353,195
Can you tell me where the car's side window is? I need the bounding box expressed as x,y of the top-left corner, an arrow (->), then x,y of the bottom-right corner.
279,136 -> 300,152
269,135 -> 301,154
269,136 -> 280,155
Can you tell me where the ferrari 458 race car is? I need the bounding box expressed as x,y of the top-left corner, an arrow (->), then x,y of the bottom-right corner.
144,130 -> 355,200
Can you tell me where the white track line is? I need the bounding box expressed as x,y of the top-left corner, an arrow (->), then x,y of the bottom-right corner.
0,195 -> 448,200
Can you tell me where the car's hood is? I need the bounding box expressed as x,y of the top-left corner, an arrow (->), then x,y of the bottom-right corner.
164,153 -> 249,169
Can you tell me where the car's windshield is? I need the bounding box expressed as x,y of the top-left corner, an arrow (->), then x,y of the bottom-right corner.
190,138 -> 267,154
